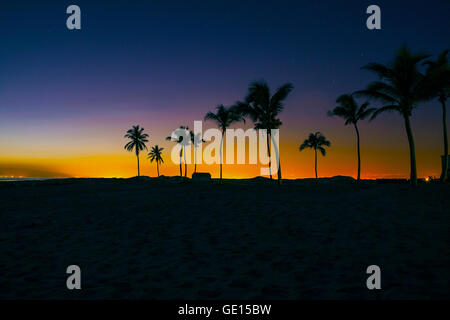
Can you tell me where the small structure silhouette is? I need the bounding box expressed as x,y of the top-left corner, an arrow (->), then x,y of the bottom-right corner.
192,172 -> 211,182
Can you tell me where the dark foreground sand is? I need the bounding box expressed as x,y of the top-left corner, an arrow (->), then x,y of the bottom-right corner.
0,177 -> 449,299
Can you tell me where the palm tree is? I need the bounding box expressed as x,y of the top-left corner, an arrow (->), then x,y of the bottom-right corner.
238,81 -> 293,184
423,50 -> 450,182
204,104 -> 244,182
166,126 -> 189,177
190,130 -> 205,175
356,45 -> 431,186
299,132 -> 331,179
124,125 -> 149,177
148,145 -> 164,177
328,94 -> 375,181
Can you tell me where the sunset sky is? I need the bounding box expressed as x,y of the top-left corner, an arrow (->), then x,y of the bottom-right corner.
1,0 -> 449,179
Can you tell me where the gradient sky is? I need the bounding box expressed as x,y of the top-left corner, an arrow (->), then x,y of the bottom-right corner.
1,0 -> 449,179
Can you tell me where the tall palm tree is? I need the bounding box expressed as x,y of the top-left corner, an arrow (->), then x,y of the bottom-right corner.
328,94 -> 375,181
299,132 -> 331,179
124,125 -> 149,177
423,50 -> 450,182
190,130 -> 205,175
204,104 -> 244,182
166,126 -> 189,177
238,81 -> 293,184
148,145 -> 164,177
356,45 -> 431,186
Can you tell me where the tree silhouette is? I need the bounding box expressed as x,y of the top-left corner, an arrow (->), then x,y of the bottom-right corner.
356,45 -> 432,186
204,105 -> 244,182
328,94 -> 375,181
423,50 -> 450,182
148,145 -> 164,177
124,125 -> 149,177
237,81 -> 293,184
190,129 -> 205,175
299,132 -> 331,179
166,126 -> 189,177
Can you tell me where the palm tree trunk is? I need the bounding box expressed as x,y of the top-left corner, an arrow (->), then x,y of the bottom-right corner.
354,123 -> 361,181
266,131 -> 272,180
277,159 -> 282,184
183,146 -> 187,178
404,115 -> 417,186
194,146 -> 197,174
440,97 -> 448,182
157,161 -> 160,177
179,149 -> 182,177
136,151 -> 140,177
270,133 -> 282,185
220,132 -> 224,182
314,148 -> 318,179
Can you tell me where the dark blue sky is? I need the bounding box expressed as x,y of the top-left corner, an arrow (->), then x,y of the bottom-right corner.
1,0 -> 449,118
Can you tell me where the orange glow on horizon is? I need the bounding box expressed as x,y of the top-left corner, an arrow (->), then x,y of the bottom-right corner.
0,112 -> 445,180
0,140 -> 442,180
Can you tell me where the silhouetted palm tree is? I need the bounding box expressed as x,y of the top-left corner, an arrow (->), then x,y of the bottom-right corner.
356,45 -> 431,186
190,130 -> 205,175
423,50 -> 450,182
238,81 -> 293,184
328,94 -> 375,181
124,125 -> 149,177
181,126 -> 190,178
148,145 -> 164,177
204,105 -> 244,182
299,132 -> 331,179
166,126 -> 189,177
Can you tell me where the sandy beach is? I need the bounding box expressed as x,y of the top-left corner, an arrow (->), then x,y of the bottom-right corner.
0,177 -> 448,299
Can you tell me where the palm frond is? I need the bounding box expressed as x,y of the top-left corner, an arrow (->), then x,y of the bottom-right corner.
318,146 -> 326,156
148,145 -> 164,164
356,102 -> 376,120
299,131 -> 330,154
246,81 -> 270,108
204,104 -> 245,132
299,141 -> 310,151
270,83 -> 294,112
124,125 -> 149,153
361,63 -> 393,79
369,105 -> 399,121
355,89 -> 397,104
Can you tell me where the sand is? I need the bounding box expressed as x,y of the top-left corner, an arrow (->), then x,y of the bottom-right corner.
0,177 -> 449,299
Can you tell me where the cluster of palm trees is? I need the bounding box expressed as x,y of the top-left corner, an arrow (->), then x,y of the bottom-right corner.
124,81 -> 293,183
236,82 -> 294,183
124,125 -> 164,177
195,82 -> 295,184
326,46 -> 448,185
163,126 -> 206,178
124,46 -> 449,185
